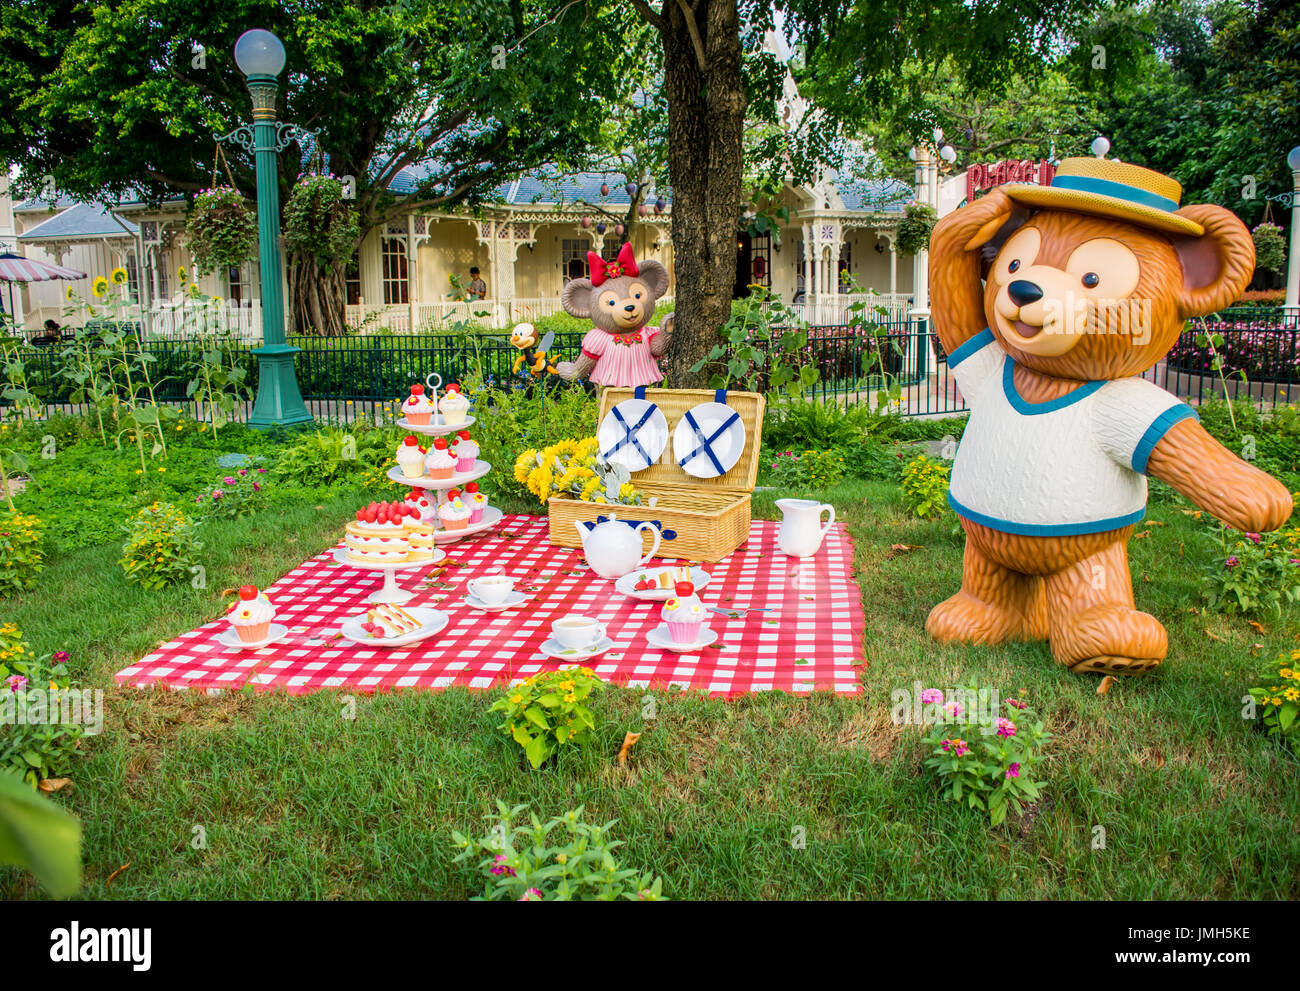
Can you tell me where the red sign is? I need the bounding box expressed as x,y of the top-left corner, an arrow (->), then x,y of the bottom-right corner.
967,159 -> 1056,201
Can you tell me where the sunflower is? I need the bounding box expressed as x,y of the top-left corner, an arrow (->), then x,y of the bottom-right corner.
110,266 -> 129,285
91,276 -> 110,298
177,265 -> 188,283
64,285 -> 75,300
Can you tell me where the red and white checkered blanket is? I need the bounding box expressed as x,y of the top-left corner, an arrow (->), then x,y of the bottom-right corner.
115,514 -> 865,696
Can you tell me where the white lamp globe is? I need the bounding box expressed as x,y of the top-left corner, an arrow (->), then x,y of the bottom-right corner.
908,147 -> 918,162
1090,136 -> 1111,158
234,30 -> 286,77
939,145 -> 957,164
932,127 -> 944,144
1288,146 -> 1300,172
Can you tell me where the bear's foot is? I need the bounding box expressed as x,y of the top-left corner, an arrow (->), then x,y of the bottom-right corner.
926,590 -> 1044,646
1051,604 -> 1167,675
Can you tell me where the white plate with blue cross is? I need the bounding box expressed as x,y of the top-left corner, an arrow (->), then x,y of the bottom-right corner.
673,401 -> 746,479
597,398 -> 668,472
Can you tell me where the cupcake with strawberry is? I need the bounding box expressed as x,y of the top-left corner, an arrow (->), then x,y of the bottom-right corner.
424,437 -> 456,479
463,481 -> 489,524
451,430 -> 479,473
396,435 -> 427,478
438,491 -> 472,531
402,384 -> 436,425
439,383 -> 469,425
660,581 -> 706,645
227,585 -> 276,643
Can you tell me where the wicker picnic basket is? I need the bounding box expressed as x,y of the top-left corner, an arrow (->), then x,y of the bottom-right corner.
547,387 -> 765,563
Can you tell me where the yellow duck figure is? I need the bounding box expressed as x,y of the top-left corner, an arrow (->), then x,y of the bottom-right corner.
510,322 -> 558,378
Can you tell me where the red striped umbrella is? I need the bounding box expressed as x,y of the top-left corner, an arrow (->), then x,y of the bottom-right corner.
0,251 -> 85,282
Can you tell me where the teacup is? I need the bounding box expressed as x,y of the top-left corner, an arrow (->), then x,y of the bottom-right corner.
551,615 -> 607,651
468,574 -> 514,605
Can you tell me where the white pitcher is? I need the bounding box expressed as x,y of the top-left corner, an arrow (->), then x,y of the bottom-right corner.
775,498 -> 835,558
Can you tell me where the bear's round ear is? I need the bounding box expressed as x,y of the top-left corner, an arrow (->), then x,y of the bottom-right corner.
562,277 -> 594,319
1172,204 -> 1255,319
637,259 -> 670,299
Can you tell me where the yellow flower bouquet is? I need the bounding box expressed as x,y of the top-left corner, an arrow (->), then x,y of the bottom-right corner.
513,437 -> 643,507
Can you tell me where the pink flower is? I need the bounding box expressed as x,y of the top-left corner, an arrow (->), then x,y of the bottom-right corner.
1246,532 -> 1262,544
489,854 -> 516,878
223,477 -> 237,486
943,700 -> 964,719
6,675 -> 27,693
238,468 -> 249,476
1005,698 -> 1027,710
1225,556 -> 1240,569
996,717 -> 1017,738
940,738 -> 970,757
53,651 -> 69,665
519,887 -> 543,901
920,688 -> 943,704
1006,762 -> 1021,779
252,482 -> 261,492
256,467 -> 267,473
212,489 -> 224,499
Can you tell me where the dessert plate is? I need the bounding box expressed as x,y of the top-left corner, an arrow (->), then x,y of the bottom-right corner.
387,462 -> 491,489
597,398 -> 668,472
538,636 -> 615,661
673,402 -> 746,479
216,623 -> 289,651
339,607 -> 449,648
644,624 -> 718,654
463,589 -> 528,612
396,414 -> 477,435
433,506 -> 503,543
615,565 -> 712,602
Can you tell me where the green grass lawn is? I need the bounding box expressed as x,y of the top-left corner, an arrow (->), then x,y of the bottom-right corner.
2,476 -> 1298,899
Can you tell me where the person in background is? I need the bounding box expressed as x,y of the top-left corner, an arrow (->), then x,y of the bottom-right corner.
35,319 -> 61,345
468,266 -> 487,300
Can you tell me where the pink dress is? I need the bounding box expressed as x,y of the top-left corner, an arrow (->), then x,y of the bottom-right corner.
581,327 -> 663,387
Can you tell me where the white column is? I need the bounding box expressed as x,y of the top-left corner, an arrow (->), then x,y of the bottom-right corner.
1285,148 -> 1300,324
406,215 -> 418,332
912,149 -> 932,317
889,237 -> 897,298
802,224 -> 813,312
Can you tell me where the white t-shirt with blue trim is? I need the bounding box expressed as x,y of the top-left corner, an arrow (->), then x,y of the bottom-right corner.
947,329 -> 1197,536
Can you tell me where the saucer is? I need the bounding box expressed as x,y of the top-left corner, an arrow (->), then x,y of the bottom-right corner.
464,589 -> 528,612
339,607 -> 449,648
644,624 -> 718,654
216,623 -> 289,651
539,636 -> 615,661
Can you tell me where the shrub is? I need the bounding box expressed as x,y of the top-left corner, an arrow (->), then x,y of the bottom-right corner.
193,466 -> 268,519
1248,649 -> 1300,749
0,625 -> 83,787
765,449 -> 846,490
272,424 -> 404,488
119,502 -> 203,590
897,201 -> 938,255
841,438 -> 906,481
452,801 -> 666,900
901,454 -> 950,519
920,687 -> 1051,826
1251,221 -> 1286,276
488,666 -> 603,769
1198,519 -> 1300,619
764,397 -> 888,450
0,512 -> 44,596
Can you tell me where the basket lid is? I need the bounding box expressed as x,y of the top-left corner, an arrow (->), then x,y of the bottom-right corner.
596,386 -> 765,492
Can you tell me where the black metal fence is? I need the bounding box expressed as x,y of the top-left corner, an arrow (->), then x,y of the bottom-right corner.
8,306 -> 1300,424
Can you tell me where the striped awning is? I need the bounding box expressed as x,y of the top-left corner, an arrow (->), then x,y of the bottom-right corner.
0,252 -> 85,282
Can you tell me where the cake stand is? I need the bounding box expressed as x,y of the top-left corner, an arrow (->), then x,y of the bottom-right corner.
388,461 -> 501,543
331,547 -> 445,604
395,414 -> 477,436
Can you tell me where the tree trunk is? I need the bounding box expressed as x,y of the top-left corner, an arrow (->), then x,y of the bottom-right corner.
289,255 -> 348,337
660,0 -> 745,388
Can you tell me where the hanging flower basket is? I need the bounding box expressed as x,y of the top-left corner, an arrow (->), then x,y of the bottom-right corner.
1252,221 -> 1286,276
186,186 -> 257,276
282,175 -> 361,265
896,202 -> 939,255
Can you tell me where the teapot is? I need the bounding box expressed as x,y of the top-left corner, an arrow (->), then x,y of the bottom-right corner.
775,498 -> 835,558
575,514 -> 662,580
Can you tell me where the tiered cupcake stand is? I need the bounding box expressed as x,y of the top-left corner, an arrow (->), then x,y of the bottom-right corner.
331,547 -> 441,605
393,380 -> 504,543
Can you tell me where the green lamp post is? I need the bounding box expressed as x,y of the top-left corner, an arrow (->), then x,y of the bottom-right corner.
220,28 -> 313,429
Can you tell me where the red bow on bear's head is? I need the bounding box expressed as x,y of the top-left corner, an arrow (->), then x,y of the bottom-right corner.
588,242 -> 640,286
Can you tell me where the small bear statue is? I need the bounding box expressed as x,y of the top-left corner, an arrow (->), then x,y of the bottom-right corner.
556,242 -> 673,389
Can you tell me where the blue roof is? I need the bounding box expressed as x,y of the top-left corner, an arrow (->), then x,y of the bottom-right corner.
18,203 -> 139,240
836,176 -> 912,213
389,163 -> 668,207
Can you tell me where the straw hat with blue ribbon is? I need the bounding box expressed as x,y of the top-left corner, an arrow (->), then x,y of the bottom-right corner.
1002,157 -> 1204,238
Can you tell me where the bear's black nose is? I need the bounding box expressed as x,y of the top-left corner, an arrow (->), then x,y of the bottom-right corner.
623,303 -> 636,313
1007,280 -> 1043,307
